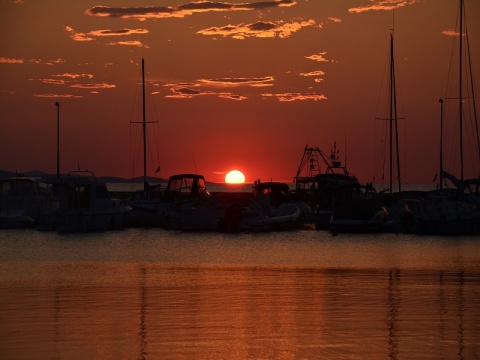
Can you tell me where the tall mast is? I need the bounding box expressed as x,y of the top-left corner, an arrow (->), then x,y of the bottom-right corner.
439,99 -> 444,189
389,34 -> 393,193
388,30 -> 401,193
459,0 -> 464,180
142,58 -> 147,190
55,102 -> 60,178
467,33 -> 480,166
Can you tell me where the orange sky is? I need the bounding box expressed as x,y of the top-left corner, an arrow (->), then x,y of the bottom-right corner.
1,0 -> 479,185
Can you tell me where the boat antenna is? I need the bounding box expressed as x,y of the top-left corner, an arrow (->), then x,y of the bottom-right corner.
192,153 -> 198,174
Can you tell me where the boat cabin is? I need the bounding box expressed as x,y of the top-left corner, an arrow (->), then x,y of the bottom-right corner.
162,174 -> 210,202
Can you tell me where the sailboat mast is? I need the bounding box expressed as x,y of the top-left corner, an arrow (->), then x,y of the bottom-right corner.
459,0 -> 464,180
389,31 -> 402,193
389,33 -> 394,193
392,34 -> 401,193
439,99 -> 444,190
467,34 -> 480,165
142,58 -> 147,190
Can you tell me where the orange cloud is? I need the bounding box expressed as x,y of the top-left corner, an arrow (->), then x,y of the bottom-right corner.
53,73 -> 94,79
70,83 -> 116,89
348,0 -> 417,13
86,0 -> 297,20
262,92 -> 327,101
32,94 -> 83,98
218,93 -> 248,101
164,82 -> 249,100
65,26 -> 149,42
305,52 -> 333,63
165,86 -> 212,99
40,79 -> 66,85
328,17 -> 342,23
197,19 -> 315,39
300,70 -> 325,83
0,57 -> 24,64
107,40 -> 150,48
29,58 -> 65,65
442,29 -> 460,36
198,76 -> 274,86
300,70 -> 325,77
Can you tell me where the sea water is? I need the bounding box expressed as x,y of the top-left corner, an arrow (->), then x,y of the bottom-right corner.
0,228 -> 479,359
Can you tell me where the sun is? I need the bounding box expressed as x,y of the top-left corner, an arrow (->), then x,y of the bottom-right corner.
225,170 -> 246,184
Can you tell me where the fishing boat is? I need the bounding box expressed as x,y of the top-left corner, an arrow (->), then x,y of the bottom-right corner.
0,176 -> 41,228
38,169 -> 131,232
293,143 -> 373,230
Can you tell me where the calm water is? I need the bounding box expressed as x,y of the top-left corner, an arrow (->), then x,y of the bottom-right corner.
0,229 -> 479,359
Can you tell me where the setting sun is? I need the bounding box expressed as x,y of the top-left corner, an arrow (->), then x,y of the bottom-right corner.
225,170 -> 246,184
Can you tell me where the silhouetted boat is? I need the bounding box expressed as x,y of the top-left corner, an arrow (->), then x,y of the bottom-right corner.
218,181 -> 301,232
415,0 -> 480,235
159,173 -> 220,230
38,169 -> 131,232
415,173 -> 480,235
293,143 -> 374,230
0,176 -> 41,228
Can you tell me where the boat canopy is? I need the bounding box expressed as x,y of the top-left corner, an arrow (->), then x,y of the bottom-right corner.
163,174 -> 210,202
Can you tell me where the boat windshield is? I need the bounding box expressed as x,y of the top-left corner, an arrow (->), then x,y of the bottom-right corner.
167,176 -> 208,196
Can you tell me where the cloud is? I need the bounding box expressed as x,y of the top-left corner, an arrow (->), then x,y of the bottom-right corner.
164,84 -> 212,99
0,57 -> 24,64
32,94 -> 83,98
219,93 -> 248,101
28,58 -> 65,65
300,70 -> 325,77
90,28 -> 149,36
348,0 -> 417,13
305,52 -> 334,63
198,76 -> 274,86
164,79 -> 253,101
163,76 -> 275,100
30,73 -> 95,87
197,19 -> 315,39
53,73 -> 94,79
107,40 -> 150,48
65,26 -> 149,42
442,29 -> 460,36
328,17 -> 342,23
262,92 -> 327,101
70,83 -> 116,89
85,0 -> 297,20
300,70 -> 325,83
40,79 -> 66,85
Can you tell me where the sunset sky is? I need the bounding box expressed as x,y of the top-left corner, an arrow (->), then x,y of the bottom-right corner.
1,0 -> 479,185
